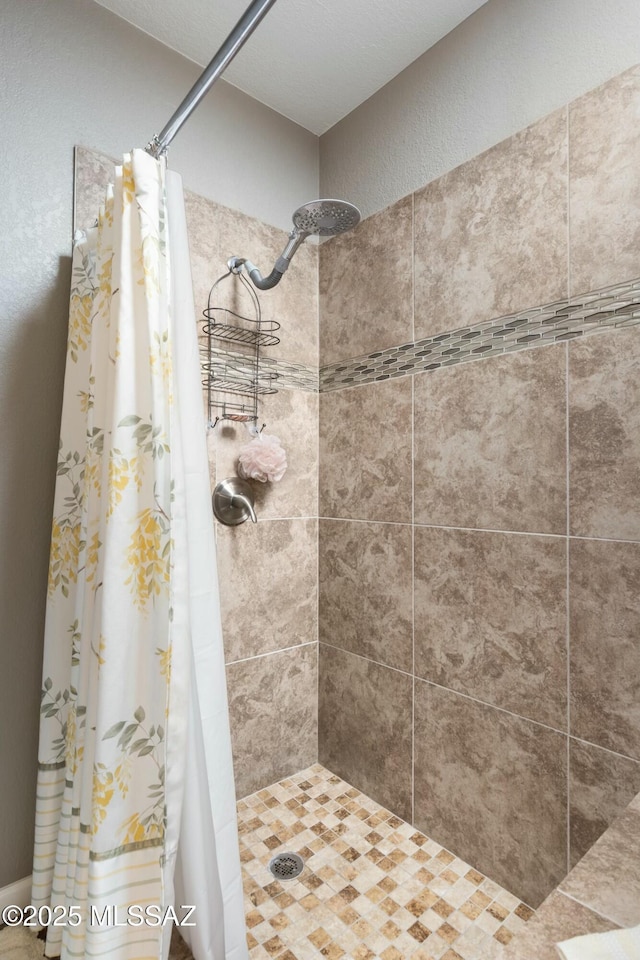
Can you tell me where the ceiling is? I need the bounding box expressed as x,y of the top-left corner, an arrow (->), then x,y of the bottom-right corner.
92,0 -> 488,135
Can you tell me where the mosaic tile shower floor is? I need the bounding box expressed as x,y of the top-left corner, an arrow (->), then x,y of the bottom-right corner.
235,764 -> 534,960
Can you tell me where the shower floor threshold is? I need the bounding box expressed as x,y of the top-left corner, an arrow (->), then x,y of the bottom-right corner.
236,763 -> 535,960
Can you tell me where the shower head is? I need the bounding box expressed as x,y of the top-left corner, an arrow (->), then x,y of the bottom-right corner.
229,198 -> 361,290
291,199 -> 361,238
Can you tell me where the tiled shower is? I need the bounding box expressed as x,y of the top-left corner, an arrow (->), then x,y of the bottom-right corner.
317,64 -> 640,910
77,61 -> 640,954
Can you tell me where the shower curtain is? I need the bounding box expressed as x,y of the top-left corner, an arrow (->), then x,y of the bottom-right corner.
32,149 -> 247,960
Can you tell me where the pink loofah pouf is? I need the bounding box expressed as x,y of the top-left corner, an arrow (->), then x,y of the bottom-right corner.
237,432 -> 287,483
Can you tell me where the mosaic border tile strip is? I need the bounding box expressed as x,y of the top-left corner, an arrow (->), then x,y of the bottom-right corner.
234,763 -> 534,960
259,355 -> 319,393
200,344 -> 319,394
319,276 -> 640,393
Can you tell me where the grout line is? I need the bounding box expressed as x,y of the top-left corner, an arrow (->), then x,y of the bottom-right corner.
411,675 -> 416,828
315,636 -> 320,766
319,641 -> 414,680
411,374 -> 416,826
413,675 -> 570,739
253,515 -> 319,523
319,516 -> 414,528
319,640 -> 570,739
558,889 -> 623,927
411,373 -> 416,532
568,735 -> 640,767
551,533 -> 640,545
411,190 -> 416,344
565,342 -> 572,874
317,516 -> 640,546
413,522 -> 564,539
316,219 -> 320,376
226,640 -> 317,667
567,105 -> 572,299
268,382 -> 319,395
566,342 -> 571,544
316,351 -> 321,767
566,735 -> 572,874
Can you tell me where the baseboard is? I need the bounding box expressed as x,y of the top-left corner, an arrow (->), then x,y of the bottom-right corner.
0,876 -> 32,913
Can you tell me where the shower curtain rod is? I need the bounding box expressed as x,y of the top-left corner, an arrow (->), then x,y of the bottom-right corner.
146,0 -> 278,159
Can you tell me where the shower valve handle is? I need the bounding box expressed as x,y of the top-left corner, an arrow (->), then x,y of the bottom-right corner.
212,477 -> 257,525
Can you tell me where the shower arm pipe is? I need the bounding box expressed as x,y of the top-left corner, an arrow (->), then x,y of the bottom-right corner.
228,229 -> 308,290
146,0 -> 279,159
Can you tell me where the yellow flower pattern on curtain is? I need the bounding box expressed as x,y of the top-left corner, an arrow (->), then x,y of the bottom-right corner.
33,151 -> 177,960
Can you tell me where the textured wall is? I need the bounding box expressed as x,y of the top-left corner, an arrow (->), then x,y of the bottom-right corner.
0,0 -> 317,890
318,66 -> 640,909
320,0 -> 640,220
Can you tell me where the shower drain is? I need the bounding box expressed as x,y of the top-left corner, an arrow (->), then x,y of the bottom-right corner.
268,852 -> 304,880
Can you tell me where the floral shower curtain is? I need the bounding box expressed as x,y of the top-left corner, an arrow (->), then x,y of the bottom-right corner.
32,149 -> 247,960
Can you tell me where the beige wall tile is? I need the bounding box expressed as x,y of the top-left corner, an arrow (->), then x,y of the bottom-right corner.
319,196 -> 413,365
502,891 -> 618,960
414,681 -> 567,908
214,388 -> 318,520
414,109 -> 567,339
560,799 -> 640,927
569,65 -> 640,295
569,538 -> 640,761
319,519 -> 413,673
217,518 -> 318,662
569,739 -> 640,867
320,378 -> 412,523
414,346 -> 567,534
227,644 -> 318,799
569,326 -> 640,540
184,188 -> 222,323
414,527 -> 567,729
318,644 -> 413,822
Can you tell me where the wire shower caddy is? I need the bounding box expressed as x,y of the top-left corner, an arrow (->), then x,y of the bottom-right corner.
201,263 -> 280,427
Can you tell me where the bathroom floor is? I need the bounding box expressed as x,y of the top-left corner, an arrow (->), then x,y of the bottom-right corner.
236,764 -> 534,960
